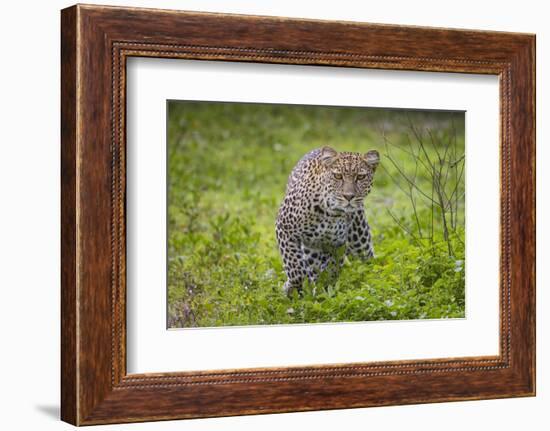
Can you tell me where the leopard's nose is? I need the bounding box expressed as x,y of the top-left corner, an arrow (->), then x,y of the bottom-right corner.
343,192 -> 354,202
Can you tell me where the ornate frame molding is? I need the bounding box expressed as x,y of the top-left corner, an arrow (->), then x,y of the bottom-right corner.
61,5 -> 535,425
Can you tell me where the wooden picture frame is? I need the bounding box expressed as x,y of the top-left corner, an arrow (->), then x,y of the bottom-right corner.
61,4 -> 535,425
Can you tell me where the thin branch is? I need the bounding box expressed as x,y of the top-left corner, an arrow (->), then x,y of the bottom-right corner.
383,149 -> 441,206
386,209 -> 424,248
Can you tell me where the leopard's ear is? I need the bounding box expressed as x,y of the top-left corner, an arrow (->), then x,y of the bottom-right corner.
364,150 -> 380,171
320,146 -> 338,166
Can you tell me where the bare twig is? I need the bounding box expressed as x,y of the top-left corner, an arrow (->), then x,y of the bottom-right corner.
384,117 -> 465,256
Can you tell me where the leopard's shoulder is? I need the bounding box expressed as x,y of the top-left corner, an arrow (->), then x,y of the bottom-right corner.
284,147 -> 325,194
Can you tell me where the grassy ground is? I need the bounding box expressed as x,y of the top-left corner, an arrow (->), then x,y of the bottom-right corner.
167,101 -> 465,328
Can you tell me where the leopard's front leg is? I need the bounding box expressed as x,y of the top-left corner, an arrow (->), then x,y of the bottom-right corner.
276,225 -> 308,296
346,210 -> 375,260
301,244 -> 343,288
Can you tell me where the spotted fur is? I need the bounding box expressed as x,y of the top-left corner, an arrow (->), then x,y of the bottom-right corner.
276,146 -> 380,295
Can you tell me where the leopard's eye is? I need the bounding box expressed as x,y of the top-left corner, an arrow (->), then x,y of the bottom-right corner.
333,172 -> 343,180
356,174 -> 366,181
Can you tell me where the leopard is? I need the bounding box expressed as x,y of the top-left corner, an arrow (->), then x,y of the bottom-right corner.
275,146 -> 380,296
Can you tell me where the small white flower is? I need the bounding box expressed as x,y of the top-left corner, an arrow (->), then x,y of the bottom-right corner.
264,269 -> 275,279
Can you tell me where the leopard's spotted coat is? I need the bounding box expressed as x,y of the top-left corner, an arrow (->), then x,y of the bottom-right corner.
276,146 -> 380,295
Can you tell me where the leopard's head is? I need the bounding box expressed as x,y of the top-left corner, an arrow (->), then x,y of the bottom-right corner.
319,146 -> 380,214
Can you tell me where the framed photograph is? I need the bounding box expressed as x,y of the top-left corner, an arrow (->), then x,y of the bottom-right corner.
61,4 -> 536,425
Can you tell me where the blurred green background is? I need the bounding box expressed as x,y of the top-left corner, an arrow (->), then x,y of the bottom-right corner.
167,101 -> 465,328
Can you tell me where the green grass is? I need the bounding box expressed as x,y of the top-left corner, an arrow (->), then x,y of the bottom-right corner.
167,101 -> 465,328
